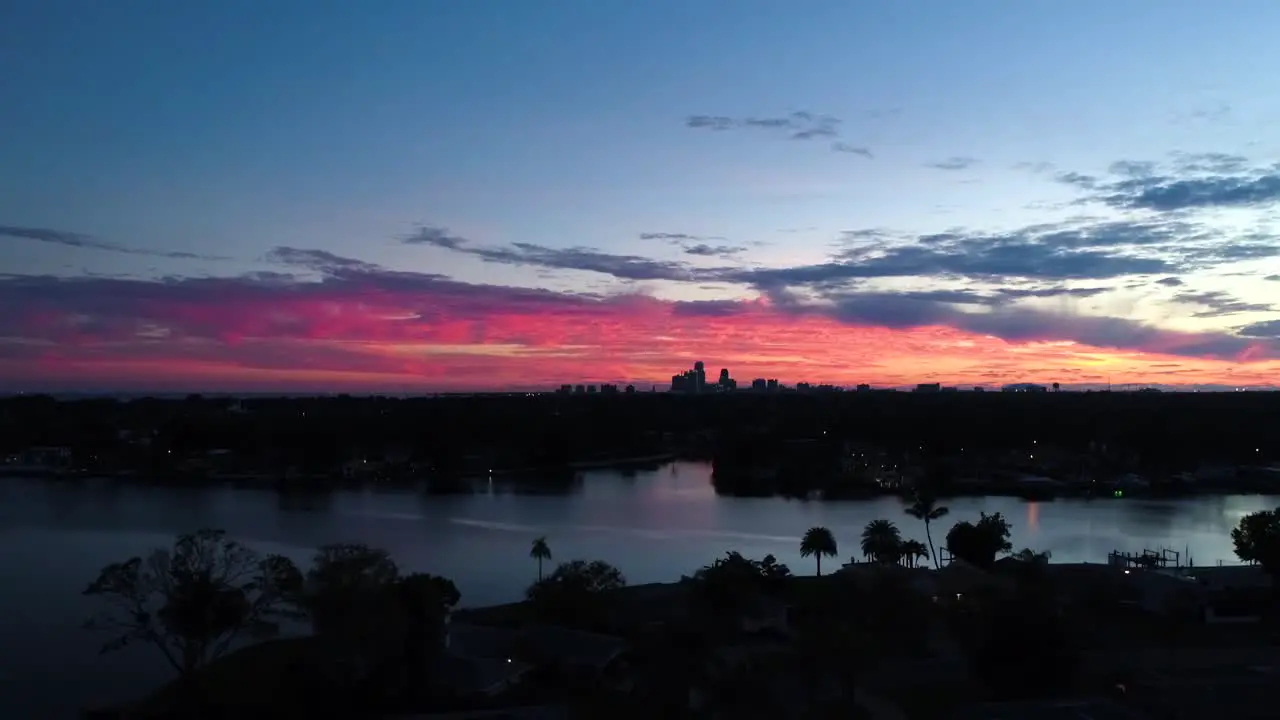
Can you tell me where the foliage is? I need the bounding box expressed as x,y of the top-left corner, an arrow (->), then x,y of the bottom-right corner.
303,544 -> 399,640
526,559 -> 626,626
82,528 -> 303,681
904,492 -> 949,568
859,519 -> 903,564
688,552 -> 791,634
899,539 -> 930,568
300,543 -> 459,702
1231,507 -> 1280,576
799,526 -> 839,575
945,512 -> 1013,569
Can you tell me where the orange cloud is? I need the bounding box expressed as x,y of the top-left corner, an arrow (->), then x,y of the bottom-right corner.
1,271 -> 1277,391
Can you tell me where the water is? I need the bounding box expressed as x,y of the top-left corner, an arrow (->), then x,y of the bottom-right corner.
1,461 -> 1275,717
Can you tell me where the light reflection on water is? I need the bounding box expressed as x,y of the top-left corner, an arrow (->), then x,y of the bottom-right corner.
0,461 -> 1276,718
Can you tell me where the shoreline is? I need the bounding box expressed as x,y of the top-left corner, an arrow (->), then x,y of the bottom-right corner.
2,463 -> 1278,501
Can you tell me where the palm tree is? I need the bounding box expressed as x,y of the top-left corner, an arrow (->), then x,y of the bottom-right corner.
900,539 -> 930,568
904,493 -> 949,569
529,536 -> 552,581
859,519 -> 902,564
800,526 -> 839,576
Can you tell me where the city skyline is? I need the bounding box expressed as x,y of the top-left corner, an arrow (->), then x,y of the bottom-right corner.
5,2 -> 1280,392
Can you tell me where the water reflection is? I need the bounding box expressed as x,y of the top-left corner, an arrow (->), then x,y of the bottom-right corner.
2,462 -> 1279,718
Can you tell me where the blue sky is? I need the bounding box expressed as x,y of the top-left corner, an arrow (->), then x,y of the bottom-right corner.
3,1 -> 1280,390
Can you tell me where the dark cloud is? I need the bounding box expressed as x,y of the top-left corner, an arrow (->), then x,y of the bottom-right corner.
1237,320 -> 1280,339
0,225 -> 227,261
639,232 -> 702,241
1105,174 -> 1280,212
731,234 -> 1173,288
1056,153 -> 1280,212
670,299 -> 745,317
831,142 -> 873,158
1172,290 -> 1273,318
265,247 -> 383,275
685,111 -> 869,157
1107,160 -> 1157,178
402,225 -> 467,249
928,156 -> 980,171
812,291 -> 1271,361
1055,172 -> 1099,190
460,242 -> 711,282
1266,275 -> 1280,282
638,232 -> 746,260
1170,152 -> 1248,174
1155,277 -> 1184,287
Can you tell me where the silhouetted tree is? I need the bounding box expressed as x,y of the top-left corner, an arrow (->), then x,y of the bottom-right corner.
300,543 -> 458,705
1232,507 -> 1280,577
899,539 -> 929,568
860,519 -> 902,564
945,512 -> 1013,569
904,492 -> 949,568
800,526 -> 839,576
82,529 -> 303,693
526,559 -> 626,628
530,536 -> 552,581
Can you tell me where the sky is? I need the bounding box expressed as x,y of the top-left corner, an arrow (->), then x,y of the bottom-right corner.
4,1 -> 1280,392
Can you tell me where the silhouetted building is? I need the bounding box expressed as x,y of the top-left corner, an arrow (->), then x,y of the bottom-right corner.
558,384 -> 572,394
766,379 -> 778,391
671,361 -> 714,393
624,385 -> 636,393
574,385 -> 586,394
915,383 -> 941,393
751,378 -> 767,391
856,384 -> 871,392
1001,383 -> 1047,393
587,385 -> 597,394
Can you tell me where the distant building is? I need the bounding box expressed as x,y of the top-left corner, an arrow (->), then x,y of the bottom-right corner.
624,385 -> 636,394
586,385 -> 597,394
856,384 -> 871,392
766,379 -> 778,391
915,383 -> 941,393
574,385 -> 586,394
973,386 -> 985,392
797,382 -> 811,392
751,378 -> 767,391
558,384 -> 572,394
1002,383 -> 1048,393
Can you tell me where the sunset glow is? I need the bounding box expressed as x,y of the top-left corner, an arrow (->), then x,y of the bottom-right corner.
4,3 -> 1280,392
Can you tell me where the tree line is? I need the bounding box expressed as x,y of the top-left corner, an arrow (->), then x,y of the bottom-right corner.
6,392 -> 1277,490
82,503 -> 1280,715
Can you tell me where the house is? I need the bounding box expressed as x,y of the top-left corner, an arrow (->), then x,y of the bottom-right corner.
519,624 -> 629,675
442,622 -> 531,696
